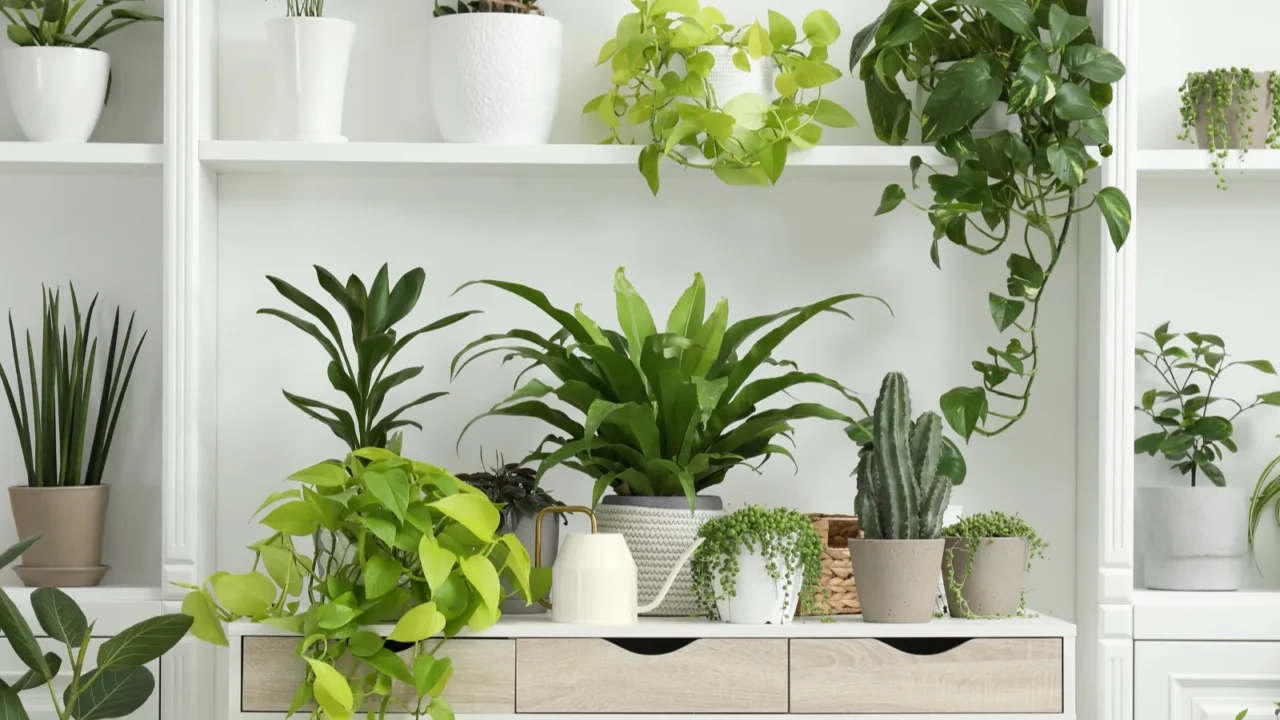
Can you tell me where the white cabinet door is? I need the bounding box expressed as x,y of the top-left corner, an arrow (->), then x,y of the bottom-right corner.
1137,641 -> 1280,720
0,638 -> 160,719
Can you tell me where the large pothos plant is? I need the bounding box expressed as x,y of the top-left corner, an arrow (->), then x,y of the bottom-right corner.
852,0 -> 1133,440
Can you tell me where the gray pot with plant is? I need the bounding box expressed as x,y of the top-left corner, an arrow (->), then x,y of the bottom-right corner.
1135,323 -> 1280,591
941,511 -> 1047,618
1179,69 -> 1280,189
846,372 -> 966,623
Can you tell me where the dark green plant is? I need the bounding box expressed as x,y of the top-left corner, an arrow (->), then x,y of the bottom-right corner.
0,535 -> 192,719
457,453 -> 565,533
1134,323 -> 1280,487
1248,439 -> 1280,555
852,0 -> 1132,441
690,505 -> 822,618
0,0 -> 160,48
260,264 -> 478,452
454,269 -> 887,510
433,0 -> 542,15
1179,68 -> 1280,190
941,510 -> 1047,618
0,285 -> 145,488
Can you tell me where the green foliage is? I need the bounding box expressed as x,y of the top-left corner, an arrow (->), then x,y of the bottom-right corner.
852,0 -> 1131,441
853,372 -> 963,540
273,0 -> 324,17
1178,68 -> 1280,190
453,269 -> 888,510
941,510 -> 1047,618
181,448 -> 532,719
1134,323 -> 1280,487
1249,439 -> 1280,556
0,285 -> 146,488
690,505 -> 822,619
432,0 -> 542,15
586,1 -> 853,193
0,0 -> 160,48
260,264 -> 477,452
456,454 -> 564,533
0,535 -> 190,720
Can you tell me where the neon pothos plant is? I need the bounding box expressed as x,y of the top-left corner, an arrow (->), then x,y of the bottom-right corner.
0,0 -> 160,48
852,0 -> 1133,440
453,269 -> 887,509
181,448 -> 541,720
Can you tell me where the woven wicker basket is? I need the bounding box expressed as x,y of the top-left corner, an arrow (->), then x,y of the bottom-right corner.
801,514 -> 862,616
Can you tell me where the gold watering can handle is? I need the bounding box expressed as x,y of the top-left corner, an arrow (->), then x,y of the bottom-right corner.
533,506 -> 597,610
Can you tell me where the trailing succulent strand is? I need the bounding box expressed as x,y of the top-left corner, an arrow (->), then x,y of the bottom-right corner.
1178,68 -> 1280,190
941,510 -> 1047,619
433,0 -> 543,16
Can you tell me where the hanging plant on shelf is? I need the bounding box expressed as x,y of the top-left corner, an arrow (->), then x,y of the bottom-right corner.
852,0 -> 1132,441
1178,68 -> 1280,190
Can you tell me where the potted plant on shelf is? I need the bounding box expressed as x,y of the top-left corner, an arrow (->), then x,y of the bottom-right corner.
1178,68 -> 1280,189
691,505 -> 822,624
453,269 -> 886,616
586,1 -> 854,194
848,372 -> 964,624
265,0 -> 355,142
1249,438 -> 1280,558
0,286 -> 146,587
1,0 -> 161,142
852,0 -> 1132,442
430,0 -> 561,145
1134,323 -> 1280,591
941,510 -> 1047,618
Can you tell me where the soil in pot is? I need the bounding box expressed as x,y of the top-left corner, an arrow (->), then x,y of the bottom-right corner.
9,485 -> 110,587
847,538 -> 942,623
942,537 -> 1028,618
1141,485 -> 1248,590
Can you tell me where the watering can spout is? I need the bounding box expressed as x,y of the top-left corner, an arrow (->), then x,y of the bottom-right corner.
636,537 -> 705,615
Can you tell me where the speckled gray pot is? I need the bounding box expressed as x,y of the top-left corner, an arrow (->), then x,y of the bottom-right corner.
1142,485 -> 1247,591
846,538 -> 943,623
1194,71 -> 1274,150
942,537 -> 1027,618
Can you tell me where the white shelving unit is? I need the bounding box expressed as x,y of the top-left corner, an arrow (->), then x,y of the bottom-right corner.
1138,148 -> 1280,179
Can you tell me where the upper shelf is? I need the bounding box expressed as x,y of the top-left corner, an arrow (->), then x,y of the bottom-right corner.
1138,149 -> 1280,181
0,142 -> 163,174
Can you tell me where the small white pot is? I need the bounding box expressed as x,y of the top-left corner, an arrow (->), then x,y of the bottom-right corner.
4,47 -> 109,143
694,45 -> 777,105
1141,485 -> 1248,591
266,17 -> 355,142
428,13 -> 562,144
712,544 -> 803,625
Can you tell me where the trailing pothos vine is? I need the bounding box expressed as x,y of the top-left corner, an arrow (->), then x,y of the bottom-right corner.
852,0 -> 1133,441
942,510 -> 1046,618
691,505 -> 823,618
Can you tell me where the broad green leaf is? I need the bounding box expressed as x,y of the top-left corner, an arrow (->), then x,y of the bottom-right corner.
347,630 -> 384,658
316,602 -> 358,630
595,38 -> 619,66
699,111 -> 736,139
261,500 -> 323,536
808,99 -> 857,128
1095,187 -> 1132,250
419,536 -> 458,597
1053,82 -> 1100,121
362,468 -> 412,522
365,648 -> 414,685
11,652 -> 61,691
1160,432 -> 1195,456
66,666 -> 155,720
413,654 -> 438,698
767,9 -> 796,47
288,461 -> 349,487
387,602 -> 445,643
876,184 -> 906,216
1008,254 -> 1045,288
358,513 -> 398,549
304,657 -> 353,715
802,9 -> 840,47
459,555 -> 501,610
500,534 -> 533,602
1047,138 -> 1090,188
32,587 -> 87,646
1063,44 -> 1125,84
212,572 -> 276,618
866,75 -> 911,145
988,294 -> 1025,332
638,143 -> 660,196
418,656 -> 453,699
791,59 -> 842,89
1259,391 -> 1280,406
181,590 -> 228,646
1134,432 -> 1165,455
940,386 -> 988,441
1191,416 -> 1233,441
429,493 -> 500,541
1238,360 -> 1277,375
922,56 -> 1003,142
1197,459 -> 1226,487
956,0 -> 1035,37
665,273 -> 706,346
1009,44 -> 1055,112
98,614 -> 193,670
745,21 -> 773,58
251,490 -> 299,519
0,683 -> 27,720
0,536 -> 41,572
614,268 -> 657,365
428,698 -> 455,720
0,588 -> 48,681
688,298 -> 728,378
363,554 -> 402,600
1048,4 -> 1089,49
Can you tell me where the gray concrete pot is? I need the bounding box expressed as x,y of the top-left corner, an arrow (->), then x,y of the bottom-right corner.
501,511 -> 558,614
942,537 -> 1027,617
846,538 -> 943,623
1141,485 -> 1248,591
9,485 -> 110,587
1194,71 -> 1274,149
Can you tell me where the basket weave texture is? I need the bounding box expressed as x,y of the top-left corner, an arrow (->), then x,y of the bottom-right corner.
801,514 -> 862,616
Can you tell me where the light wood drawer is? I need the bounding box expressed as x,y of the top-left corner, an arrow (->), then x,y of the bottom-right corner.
240,636 -> 514,714
789,637 -> 1063,714
0,639 -> 159,719
516,637 -> 788,713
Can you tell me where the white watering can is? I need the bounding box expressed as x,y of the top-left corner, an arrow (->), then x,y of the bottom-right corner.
535,506 -> 703,625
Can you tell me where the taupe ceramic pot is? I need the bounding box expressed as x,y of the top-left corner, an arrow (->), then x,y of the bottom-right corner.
8,485 -> 110,587
846,538 -> 943,623
942,537 -> 1028,618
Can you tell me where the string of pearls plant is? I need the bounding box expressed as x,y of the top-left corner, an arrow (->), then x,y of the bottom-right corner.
1178,68 -> 1280,190
691,505 -> 823,619
941,511 -> 1047,619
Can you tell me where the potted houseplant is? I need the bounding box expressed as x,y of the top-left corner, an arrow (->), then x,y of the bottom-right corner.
1135,323 -> 1280,591
458,454 -> 564,613
587,1 -> 853,194
430,1 -> 561,144
691,505 -> 822,624
265,0 -> 355,142
848,372 -> 963,624
853,0 -> 1132,441
1249,438 -> 1280,558
453,269 -> 885,615
0,286 -> 146,587
941,510 -> 1047,618
1,0 -> 161,142
1178,68 -> 1280,189
0,535 -> 192,717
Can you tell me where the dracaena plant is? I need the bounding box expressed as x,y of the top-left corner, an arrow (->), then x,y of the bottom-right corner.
260,264 -> 478,452
453,269 -> 887,510
180,448 -> 541,720
852,0 -> 1133,441
1,0 -> 160,48
432,0 -> 543,15
0,535 -> 192,719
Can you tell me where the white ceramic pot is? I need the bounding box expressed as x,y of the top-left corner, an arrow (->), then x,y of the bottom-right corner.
712,544 -> 803,625
428,13 -> 562,144
266,17 -> 355,142
1141,485 -> 1248,591
695,45 -> 777,105
4,47 -> 109,142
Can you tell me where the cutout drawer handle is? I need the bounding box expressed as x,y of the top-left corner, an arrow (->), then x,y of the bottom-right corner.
604,638 -> 698,655
875,638 -> 971,656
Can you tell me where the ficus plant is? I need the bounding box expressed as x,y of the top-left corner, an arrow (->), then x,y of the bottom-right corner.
941,510 -> 1047,618
586,0 -> 853,194
852,0 -> 1133,441
690,505 -> 823,618
0,0 -> 160,48
1178,68 -> 1280,190
260,264 -> 478,452
180,448 -> 541,720
1134,323 -> 1280,487
453,269 -> 888,510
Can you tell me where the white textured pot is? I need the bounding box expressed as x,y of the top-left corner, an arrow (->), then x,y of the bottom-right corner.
695,45 -> 777,105
428,13 -> 562,144
712,543 -> 802,625
1141,485 -> 1248,591
4,47 -> 108,143
266,17 -> 355,142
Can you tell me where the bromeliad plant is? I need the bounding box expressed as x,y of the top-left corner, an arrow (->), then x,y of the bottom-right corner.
1,0 -> 160,48
1135,323 -> 1280,487
432,0 -> 543,15
180,448 -> 540,720
0,535 -> 192,719
260,264 -> 477,452
457,454 -> 564,533
1178,69 -> 1280,190
0,285 -> 146,487
852,0 -> 1133,441
454,269 -> 888,510
941,510 -> 1047,617
586,1 -> 853,194
690,505 -> 823,618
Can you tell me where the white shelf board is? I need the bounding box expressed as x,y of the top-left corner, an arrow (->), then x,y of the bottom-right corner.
0,142 -> 163,173
1138,148 -> 1280,181
1133,589 -> 1280,640
1,585 -> 166,634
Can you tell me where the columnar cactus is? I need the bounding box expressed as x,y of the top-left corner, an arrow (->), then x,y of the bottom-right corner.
855,372 -> 954,540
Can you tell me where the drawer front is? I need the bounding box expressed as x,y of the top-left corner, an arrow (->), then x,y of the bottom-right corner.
241,636 -> 514,714
0,639 -> 160,719
1136,640 -> 1280,720
516,638 -> 788,713
790,638 -> 1063,714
